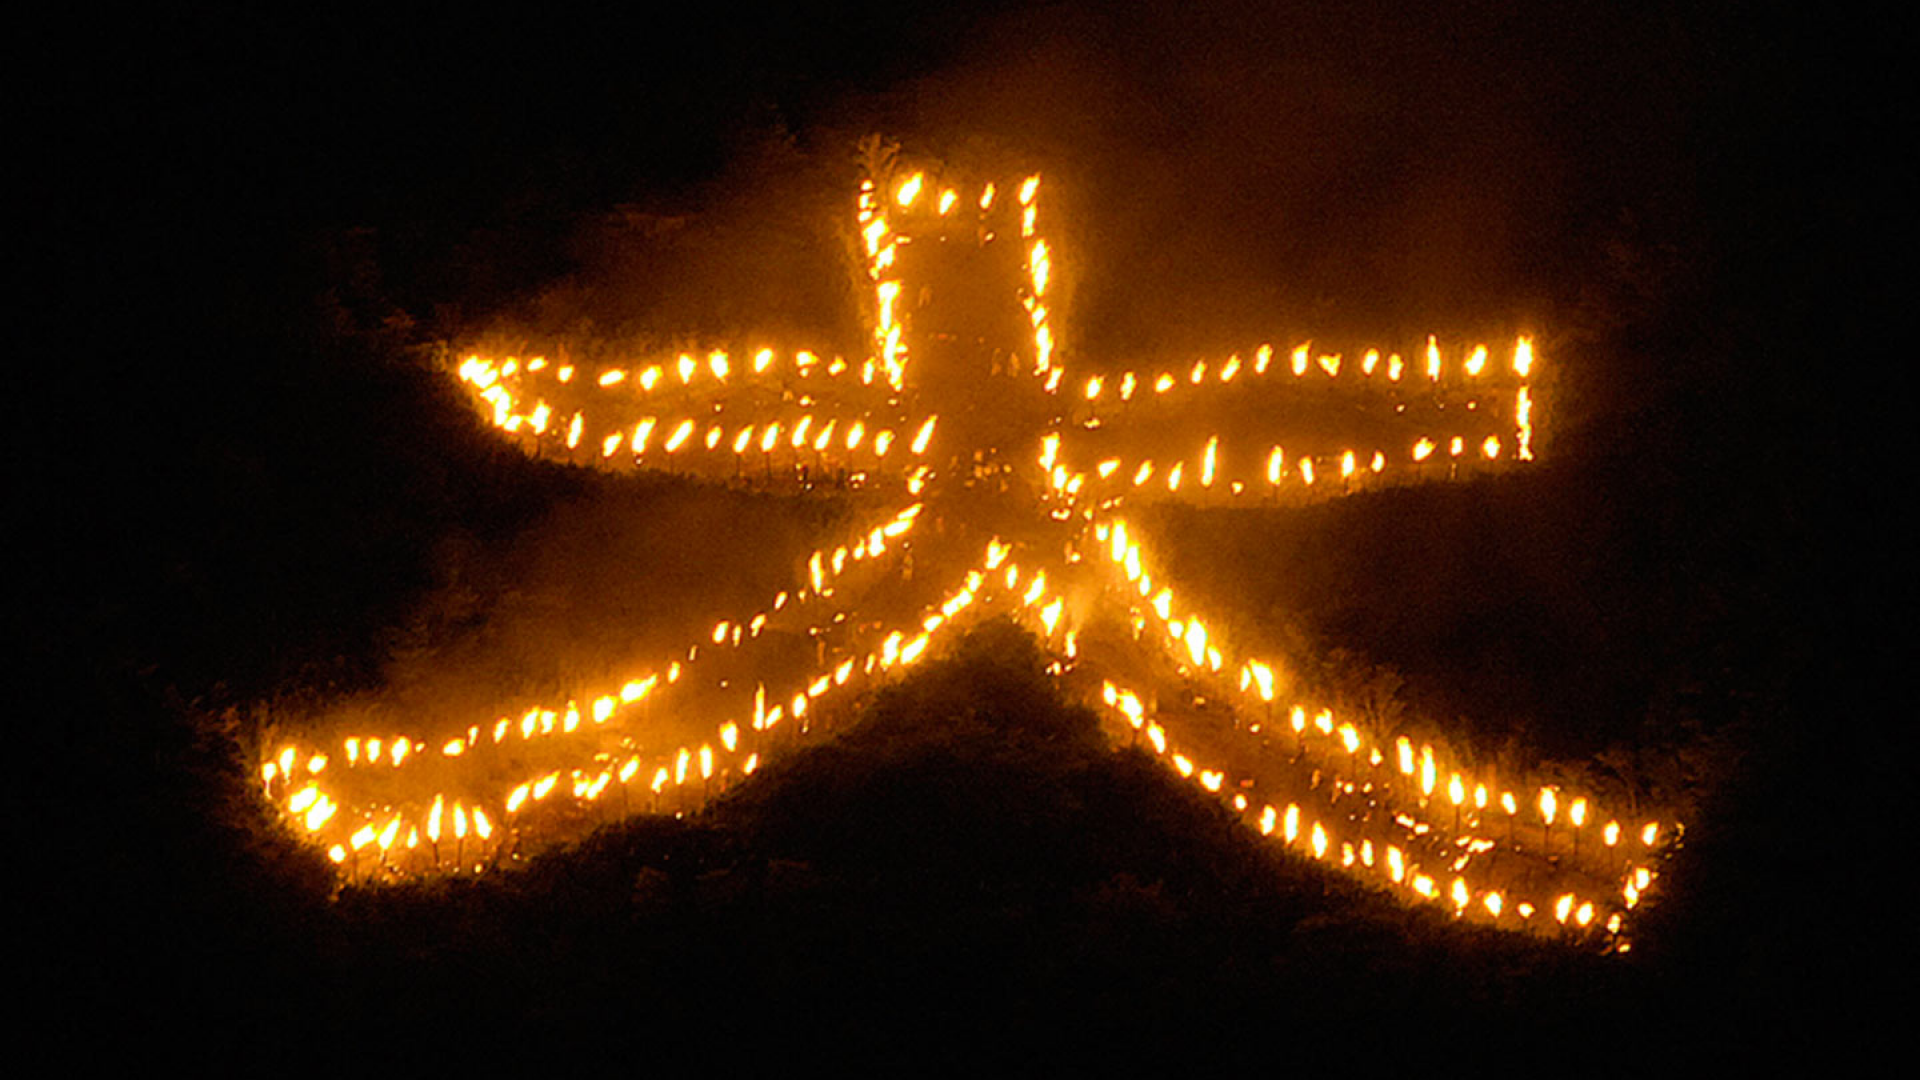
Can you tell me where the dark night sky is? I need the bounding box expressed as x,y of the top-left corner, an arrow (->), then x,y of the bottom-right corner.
36,4 -> 1730,337
33,1 -> 1881,421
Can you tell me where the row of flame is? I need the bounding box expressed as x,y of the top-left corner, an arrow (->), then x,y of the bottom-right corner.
860,170 -> 1054,388
273,158 -> 1660,946
1052,500 -> 1665,942
263,493 -> 1664,945
457,333 -> 1532,411
1040,432 -> 1519,509
1001,321 -> 1667,945
459,347 -> 899,398
1082,336 -> 1535,405
271,167 -> 1017,872
261,502 -> 940,866
1091,674 -> 1650,943
262,507 -> 1106,880
459,345 -> 1523,495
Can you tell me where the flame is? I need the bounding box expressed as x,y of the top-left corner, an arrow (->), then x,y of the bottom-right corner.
1183,619 -> 1207,666
896,172 -> 924,207
1516,387 -> 1534,461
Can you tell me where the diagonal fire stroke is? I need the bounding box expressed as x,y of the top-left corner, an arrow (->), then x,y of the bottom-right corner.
259,144 -> 1668,949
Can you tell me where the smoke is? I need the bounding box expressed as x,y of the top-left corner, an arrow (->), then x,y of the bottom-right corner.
836,0 -> 1698,358
417,3 -> 1704,382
